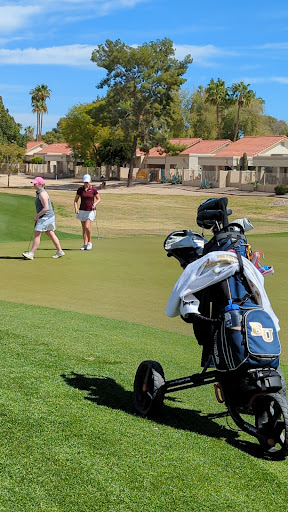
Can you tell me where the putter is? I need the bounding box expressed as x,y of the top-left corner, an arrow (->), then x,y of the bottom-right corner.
96,216 -> 103,239
27,222 -> 36,252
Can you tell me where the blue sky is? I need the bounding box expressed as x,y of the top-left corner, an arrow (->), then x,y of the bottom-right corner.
1,0 -> 288,134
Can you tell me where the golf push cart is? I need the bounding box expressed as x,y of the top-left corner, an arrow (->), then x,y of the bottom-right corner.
133,197 -> 288,458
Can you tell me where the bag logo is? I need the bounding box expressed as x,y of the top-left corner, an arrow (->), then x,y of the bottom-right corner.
249,322 -> 274,342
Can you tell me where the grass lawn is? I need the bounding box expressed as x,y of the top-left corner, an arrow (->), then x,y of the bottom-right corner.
0,300 -> 288,512
0,189 -> 288,511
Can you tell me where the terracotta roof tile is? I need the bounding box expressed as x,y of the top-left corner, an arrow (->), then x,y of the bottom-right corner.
148,138 -> 202,157
26,141 -> 47,150
181,139 -> 231,155
37,143 -> 73,155
169,138 -> 202,147
214,136 -> 288,157
148,146 -> 167,157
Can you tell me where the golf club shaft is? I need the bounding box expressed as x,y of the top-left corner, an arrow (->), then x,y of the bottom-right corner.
27,222 -> 36,252
95,214 -> 103,239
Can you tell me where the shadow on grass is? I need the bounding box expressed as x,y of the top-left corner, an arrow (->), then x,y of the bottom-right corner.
61,372 -> 240,442
61,372 -> 279,458
0,256 -> 27,260
37,248 -> 78,251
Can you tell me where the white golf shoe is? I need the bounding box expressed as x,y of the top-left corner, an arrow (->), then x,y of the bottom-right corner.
52,251 -> 65,259
22,251 -> 34,260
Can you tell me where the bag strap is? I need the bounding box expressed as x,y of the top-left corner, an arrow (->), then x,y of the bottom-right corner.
235,247 -> 244,274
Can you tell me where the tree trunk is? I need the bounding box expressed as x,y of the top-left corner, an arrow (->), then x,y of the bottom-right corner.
216,105 -> 221,139
37,112 -> 40,141
106,164 -> 111,180
40,113 -> 43,139
127,134 -> 138,187
234,105 -> 241,141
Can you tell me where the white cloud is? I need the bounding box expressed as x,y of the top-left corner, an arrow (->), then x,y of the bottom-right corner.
270,76 -> 288,84
240,76 -> 288,85
0,0 -> 148,35
174,44 -> 235,65
256,43 -> 288,50
0,45 -> 96,65
0,82 -> 28,91
0,5 -> 41,32
0,42 -> 234,67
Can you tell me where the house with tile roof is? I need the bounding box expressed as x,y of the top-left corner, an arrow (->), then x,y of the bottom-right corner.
137,135 -> 288,188
212,135 -> 288,167
196,135 -> 288,189
24,135 -> 288,189
25,141 -> 48,159
138,138 -> 232,180
167,139 -> 231,174
25,142 -> 74,177
138,138 -> 202,171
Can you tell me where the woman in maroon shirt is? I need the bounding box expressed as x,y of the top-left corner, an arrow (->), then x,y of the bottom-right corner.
74,174 -> 101,250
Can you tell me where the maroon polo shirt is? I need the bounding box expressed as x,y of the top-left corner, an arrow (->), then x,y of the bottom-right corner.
77,186 -> 98,211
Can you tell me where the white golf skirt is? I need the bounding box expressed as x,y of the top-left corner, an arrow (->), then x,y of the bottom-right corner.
76,210 -> 96,222
35,215 -> 56,232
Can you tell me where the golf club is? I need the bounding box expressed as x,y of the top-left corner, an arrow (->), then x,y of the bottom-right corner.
96,215 -> 103,239
26,222 -> 36,252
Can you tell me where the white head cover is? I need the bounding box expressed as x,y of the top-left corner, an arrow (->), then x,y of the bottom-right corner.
233,218 -> 254,232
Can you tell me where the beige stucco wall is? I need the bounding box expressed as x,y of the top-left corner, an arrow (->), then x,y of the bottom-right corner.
165,155 -> 189,171
259,140 -> 288,156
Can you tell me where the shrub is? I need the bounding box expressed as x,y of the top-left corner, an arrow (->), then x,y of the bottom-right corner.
274,184 -> 288,195
200,178 -> 212,189
31,156 -> 43,164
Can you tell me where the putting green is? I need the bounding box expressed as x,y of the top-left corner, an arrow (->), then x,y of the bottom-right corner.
1,234 -> 288,362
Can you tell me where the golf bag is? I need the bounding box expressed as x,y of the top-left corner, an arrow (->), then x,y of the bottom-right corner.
164,197 -> 281,375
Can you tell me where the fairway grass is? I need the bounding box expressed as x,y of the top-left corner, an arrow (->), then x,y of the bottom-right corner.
1,190 -> 288,237
0,300 -> 288,512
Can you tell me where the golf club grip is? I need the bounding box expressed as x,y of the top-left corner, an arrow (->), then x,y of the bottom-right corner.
181,313 -> 220,325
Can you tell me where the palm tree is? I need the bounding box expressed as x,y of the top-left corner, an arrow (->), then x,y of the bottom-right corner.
229,82 -> 256,141
30,84 -> 51,141
24,125 -> 35,140
205,78 -> 228,139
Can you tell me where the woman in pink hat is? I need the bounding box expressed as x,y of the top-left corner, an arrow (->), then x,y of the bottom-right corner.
22,177 -> 65,260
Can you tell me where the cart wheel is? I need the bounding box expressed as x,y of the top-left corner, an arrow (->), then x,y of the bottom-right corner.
254,393 -> 288,458
133,360 -> 165,418
277,367 -> 287,396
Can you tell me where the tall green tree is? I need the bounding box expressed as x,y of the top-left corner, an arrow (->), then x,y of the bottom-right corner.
229,81 -> 256,141
96,134 -> 133,169
24,126 -> 35,141
0,96 -> 26,146
42,120 -> 65,144
60,102 -> 109,165
0,143 -> 25,186
30,84 -> 51,141
205,78 -> 229,139
91,38 -> 192,186
189,86 -> 218,139
259,115 -> 288,136
221,97 -> 265,139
